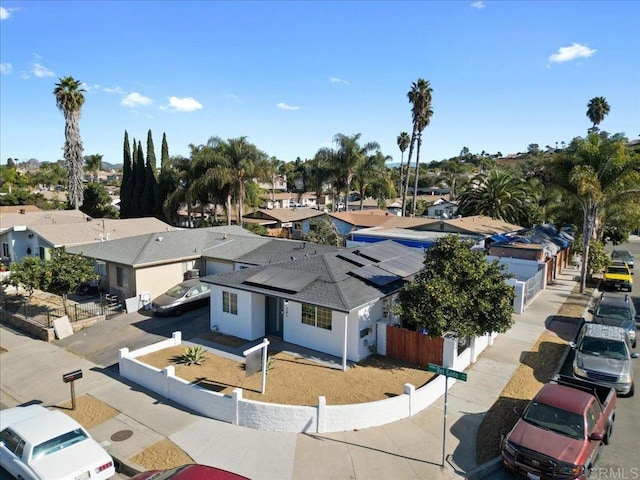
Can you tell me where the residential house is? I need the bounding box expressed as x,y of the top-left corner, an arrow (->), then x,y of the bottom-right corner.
328,209 -> 398,236
242,208 -> 325,239
256,174 -> 287,193
1,217 -> 176,265
204,241 -> 424,368
425,199 -> 458,218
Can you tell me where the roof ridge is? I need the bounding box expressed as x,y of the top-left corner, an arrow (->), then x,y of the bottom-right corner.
132,232 -> 160,265
320,252 -> 349,311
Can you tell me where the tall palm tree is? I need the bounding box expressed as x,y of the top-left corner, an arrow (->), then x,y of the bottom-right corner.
54,76 -> 86,209
84,153 -> 102,182
403,79 -> 433,216
586,97 -> 610,133
332,133 -> 380,211
353,151 -> 391,210
306,149 -> 333,207
396,132 -> 410,198
456,169 -> 538,226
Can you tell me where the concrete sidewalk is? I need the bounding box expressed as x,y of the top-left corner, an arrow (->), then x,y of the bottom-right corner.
0,268 -> 584,480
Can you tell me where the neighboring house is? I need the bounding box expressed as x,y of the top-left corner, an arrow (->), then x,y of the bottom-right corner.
0,208 -> 89,234
261,192 -> 295,210
204,240 -> 424,368
243,208 -> 325,239
328,209 -> 398,236
348,215 -> 524,250
67,226 -> 339,301
256,174 -> 287,192
425,199 -> 458,218
1,217 -> 176,265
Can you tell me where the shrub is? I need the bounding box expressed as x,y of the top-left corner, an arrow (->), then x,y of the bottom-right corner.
176,345 -> 207,366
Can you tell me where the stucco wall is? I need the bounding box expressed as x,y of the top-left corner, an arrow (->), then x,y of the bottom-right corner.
135,263 -> 188,299
210,286 -> 255,339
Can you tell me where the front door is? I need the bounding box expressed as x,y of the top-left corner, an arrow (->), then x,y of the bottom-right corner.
265,296 -> 284,338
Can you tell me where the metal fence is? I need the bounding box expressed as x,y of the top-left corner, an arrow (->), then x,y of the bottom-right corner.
523,268 -> 546,306
2,293 -> 123,328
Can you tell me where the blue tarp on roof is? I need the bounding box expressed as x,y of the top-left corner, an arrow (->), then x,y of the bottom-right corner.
489,234 -> 511,243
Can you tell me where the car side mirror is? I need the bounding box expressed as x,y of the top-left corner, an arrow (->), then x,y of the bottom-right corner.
631,353 -> 639,359
588,309 -> 594,315
589,432 -> 604,441
513,407 -> 523,417
569,342 -> 577,349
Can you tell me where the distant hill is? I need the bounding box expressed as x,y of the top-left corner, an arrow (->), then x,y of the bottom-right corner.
101,162 -> 122,171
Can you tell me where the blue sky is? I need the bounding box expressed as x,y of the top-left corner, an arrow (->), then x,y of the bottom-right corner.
1,1 -> 639,167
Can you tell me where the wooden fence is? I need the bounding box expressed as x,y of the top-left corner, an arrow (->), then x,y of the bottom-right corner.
386,325 -> 444,367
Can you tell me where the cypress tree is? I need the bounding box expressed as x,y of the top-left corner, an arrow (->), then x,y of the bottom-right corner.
119,130 -> 132,218
132,140 -> 145,217
161,132 -> 170,171
156,132 -> 171,218
142,130 -> 157,216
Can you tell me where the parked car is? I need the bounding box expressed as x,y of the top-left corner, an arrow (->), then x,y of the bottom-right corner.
132,463 -> 250,479
602,263 -> 633,292
571,323 -> 637,396
611,250 -> 634,270
589,292 -> 638,348
0,404 -> 115,480
151,279 -> 211,316
501,375 -> 616,480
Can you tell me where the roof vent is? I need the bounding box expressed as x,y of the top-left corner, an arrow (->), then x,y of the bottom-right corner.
156,236 -> 163,242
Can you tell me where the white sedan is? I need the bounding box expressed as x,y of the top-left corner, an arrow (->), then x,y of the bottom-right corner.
0,404 -> 115,480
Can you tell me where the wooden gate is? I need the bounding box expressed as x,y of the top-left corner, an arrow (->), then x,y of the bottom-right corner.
386,325 -> 444,367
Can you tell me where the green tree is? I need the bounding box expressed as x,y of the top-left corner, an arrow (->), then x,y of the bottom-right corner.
162,156 -> 192,226
81,183 -> 117,218
119,130 -> 133,218
586,96 -> 610,133
53,76 -> 86,210
396,132 -> 410,197
84,153 -> 102,182
352,150 -> 391,210
305,150 -> 333,206
156,132 -> 172,219
132,140 -> 146,217
331,133 -> 380,211
303,217 -> 344,246
6,256 -> 45,301
41,248 -> 96,313
396,235 -> 514,337
547,133 -> 640,292
456,170 -> 539,226
142,130 -> 157,216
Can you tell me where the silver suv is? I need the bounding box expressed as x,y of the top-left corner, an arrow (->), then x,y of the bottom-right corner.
572,323 -> 638,396
590,293 -> 638,348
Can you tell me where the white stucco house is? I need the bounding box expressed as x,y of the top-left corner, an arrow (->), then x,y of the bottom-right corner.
203,241 -> 424,369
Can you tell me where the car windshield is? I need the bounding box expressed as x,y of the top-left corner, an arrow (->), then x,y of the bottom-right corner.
606,267 -> 629,275
31,428 -> 89,460
596,306 -> 632,322
523,402 -> 584,440
580,338 -> 628,360
165,284 -> 189,298
612,251 -> 632,260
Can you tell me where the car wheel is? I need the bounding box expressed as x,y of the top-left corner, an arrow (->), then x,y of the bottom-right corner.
604,419 -> 613,445
173,306 -> 183,316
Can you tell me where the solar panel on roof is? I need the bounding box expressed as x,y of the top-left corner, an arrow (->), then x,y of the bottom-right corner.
337,251 -> 374,266
358,241 -> 409,262
379,256 -> 422,277
244,266 -> 319,293
351,264 -> 400,286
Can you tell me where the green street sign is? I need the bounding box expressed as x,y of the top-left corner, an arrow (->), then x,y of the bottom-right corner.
427,363 -> 467,382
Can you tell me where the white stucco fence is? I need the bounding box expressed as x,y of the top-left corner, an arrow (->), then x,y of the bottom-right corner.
118,330 -> 497,433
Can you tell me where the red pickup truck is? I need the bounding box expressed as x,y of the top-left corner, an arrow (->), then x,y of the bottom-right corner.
501,375 -> 616,479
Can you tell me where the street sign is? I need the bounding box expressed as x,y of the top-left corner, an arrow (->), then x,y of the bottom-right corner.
427,363 -> 467,382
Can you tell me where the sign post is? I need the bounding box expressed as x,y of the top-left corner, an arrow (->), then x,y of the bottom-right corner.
243,339 -> 270,394
427,363 -> 467,466
62,369 -> 83,410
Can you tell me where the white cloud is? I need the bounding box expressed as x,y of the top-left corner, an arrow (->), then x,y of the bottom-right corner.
32,62 -> 55,78
471,1 -> 485,8
548,43 -> 596,64
166,96 -> 203,112
0,7 -> 17,20
0,63 -> 12,74
330,77 -> 350,86
122,92 -> 153,108
103,86 -> 125,95
277,102 -> 300,111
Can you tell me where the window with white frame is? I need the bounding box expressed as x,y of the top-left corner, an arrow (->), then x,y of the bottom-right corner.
223,291 -> 238,315
301,303 -> 332,330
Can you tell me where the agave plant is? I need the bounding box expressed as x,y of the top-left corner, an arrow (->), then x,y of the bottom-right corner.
176,345 -> 207,366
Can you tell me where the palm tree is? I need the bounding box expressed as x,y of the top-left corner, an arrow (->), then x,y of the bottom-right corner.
586,97 -> 610,133
54,76 -> 86,209
306,149 -> 333,208
331,133 -> 380,211
396,132 -> 410,198
456,169 -> 538,226
84,154 -> 102,182
353,151 -> 391,210
548,132 -> 640,292
403,79 -> 434,216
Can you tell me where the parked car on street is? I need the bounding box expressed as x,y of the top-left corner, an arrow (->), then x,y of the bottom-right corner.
589,292 -> 638,348
132,463 -> 250,479
602,263 -> 633,292
501,375 -> 616,480
571,323 -> 637,396
0,404 -> 115,480
151,279 -> 211,316
612,250 -> 634,270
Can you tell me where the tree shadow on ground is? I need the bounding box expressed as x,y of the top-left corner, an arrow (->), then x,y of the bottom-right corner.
544,315 -> 584,342
518,341 -> 569,384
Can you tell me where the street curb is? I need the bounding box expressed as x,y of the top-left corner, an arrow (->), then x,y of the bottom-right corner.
112,455 -> 144,477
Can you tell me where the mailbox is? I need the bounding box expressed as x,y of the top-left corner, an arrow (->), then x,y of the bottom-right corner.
62,369 -> 83,383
